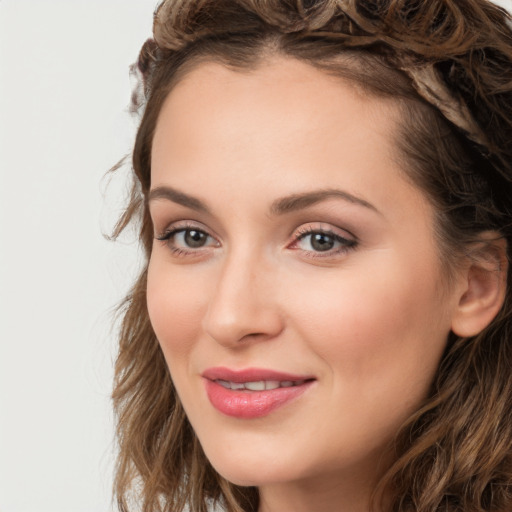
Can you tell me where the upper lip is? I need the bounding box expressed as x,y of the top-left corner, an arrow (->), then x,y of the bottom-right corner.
202,366 -> 315,383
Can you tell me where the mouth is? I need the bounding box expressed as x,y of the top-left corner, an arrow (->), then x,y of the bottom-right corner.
202,367 -> 316,419
215,379 -> 309,391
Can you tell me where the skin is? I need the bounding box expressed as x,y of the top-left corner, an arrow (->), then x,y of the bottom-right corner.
147,56 -> 466,512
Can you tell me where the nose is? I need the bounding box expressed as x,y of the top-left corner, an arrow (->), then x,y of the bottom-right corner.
202,251 -> 284,347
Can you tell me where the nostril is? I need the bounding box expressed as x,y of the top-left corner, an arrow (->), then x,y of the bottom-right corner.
202,300 -> 284,347
239,331 -> 268,342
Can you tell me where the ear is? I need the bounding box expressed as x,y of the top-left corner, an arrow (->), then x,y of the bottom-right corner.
451,235 -> 508,338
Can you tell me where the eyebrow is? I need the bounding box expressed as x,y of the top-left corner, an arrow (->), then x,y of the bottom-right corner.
148,186 -> 380,216
270,189 -> 379,215
148,186 -> 211,214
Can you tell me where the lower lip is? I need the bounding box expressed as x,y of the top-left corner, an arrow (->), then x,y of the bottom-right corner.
204,379 -> 314,419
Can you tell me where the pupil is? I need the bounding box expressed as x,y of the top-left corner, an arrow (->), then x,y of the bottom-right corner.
185,230 -> 206,248
311,233 -> 334,251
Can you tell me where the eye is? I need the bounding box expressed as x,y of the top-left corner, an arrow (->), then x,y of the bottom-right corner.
291,226 -> 357,256
302,232 -> 338,252
155,224 -> 219,255
175,229 -> 210,248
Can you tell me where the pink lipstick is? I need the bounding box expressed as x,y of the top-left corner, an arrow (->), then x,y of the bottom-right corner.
202,367 -> 315,419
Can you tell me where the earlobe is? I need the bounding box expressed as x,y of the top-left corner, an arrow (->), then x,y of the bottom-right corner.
451,236 -> 508,338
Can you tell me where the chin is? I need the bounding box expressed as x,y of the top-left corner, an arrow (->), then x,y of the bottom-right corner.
215,469 -> 263,488
200,438 -> 311,488
210,461 -> 292,488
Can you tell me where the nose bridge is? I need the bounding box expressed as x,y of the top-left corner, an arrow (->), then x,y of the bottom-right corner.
202,243 -> 282,346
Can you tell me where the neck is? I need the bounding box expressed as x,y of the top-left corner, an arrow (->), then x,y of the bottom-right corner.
257,466 -> 386,512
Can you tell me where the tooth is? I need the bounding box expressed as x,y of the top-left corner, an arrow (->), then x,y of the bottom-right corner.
217,380 -> 231,389
281,381 -> 294,387
244,381 -> 265,391
230,382 -> 245,390
265,381 -> 280,390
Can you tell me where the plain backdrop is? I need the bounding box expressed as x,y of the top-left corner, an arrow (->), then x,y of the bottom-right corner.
0,1 -> 511,512
0,1 -> 156,511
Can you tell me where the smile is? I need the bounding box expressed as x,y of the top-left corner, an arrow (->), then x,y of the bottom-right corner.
202,367 -> 315,419
215,379 -> 307,391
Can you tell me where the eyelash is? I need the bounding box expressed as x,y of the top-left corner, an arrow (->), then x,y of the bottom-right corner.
155,222 -> 217,257
155,223 -> 358,259
291,226 -> 358,258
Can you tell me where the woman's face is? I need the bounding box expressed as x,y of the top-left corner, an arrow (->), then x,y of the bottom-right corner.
147,56 -> 460,493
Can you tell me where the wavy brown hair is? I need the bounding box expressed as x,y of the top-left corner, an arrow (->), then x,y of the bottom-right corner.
111,1 -> 512,511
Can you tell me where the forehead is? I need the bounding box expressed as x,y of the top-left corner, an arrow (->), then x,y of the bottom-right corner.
152,56 -> 401,173
155,55 -> 396,126
150,56 -> 430,225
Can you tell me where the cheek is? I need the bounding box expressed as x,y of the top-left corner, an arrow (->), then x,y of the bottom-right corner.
146,257 -> 207,362
285,252 -> 450,401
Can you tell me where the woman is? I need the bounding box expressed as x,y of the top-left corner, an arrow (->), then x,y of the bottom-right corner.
111,1 -> 512,511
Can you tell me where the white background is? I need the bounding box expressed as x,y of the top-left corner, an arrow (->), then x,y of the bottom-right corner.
0,1 -> 511,512
0,1 -> 156,511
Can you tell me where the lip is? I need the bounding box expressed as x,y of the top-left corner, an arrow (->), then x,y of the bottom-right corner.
202,366 -> 314,383
202,366 -> 316,419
